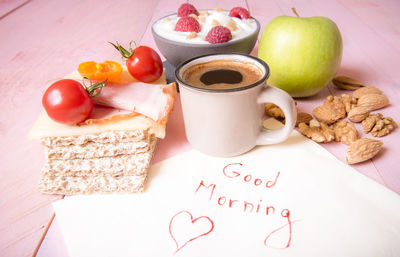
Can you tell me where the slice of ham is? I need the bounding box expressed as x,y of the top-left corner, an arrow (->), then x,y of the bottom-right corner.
95,82 -> 176,125
81,105 -> 139,125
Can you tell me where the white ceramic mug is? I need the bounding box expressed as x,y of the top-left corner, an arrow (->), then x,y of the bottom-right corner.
175,53 -> 296,157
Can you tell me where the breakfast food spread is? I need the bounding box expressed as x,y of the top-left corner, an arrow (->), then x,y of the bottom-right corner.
29,50 -> 177,194
153,7 -> 257,44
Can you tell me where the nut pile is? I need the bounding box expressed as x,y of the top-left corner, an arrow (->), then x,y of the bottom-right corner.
265,76 -> 397,164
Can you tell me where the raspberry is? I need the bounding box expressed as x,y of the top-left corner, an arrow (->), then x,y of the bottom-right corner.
205,26 -> 232,44
174,16 -> 201,32
177,3 -> 199,17
229,7 -> 250,19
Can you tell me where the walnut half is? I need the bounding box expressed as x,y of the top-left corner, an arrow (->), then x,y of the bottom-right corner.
265,103 -> 285,120
298,119 -> 334,143
332,120 -> 359,145
312,95 -> 346,124
265,103 -> 311,127
362,113 -> 397,137
340,94 -> 357,114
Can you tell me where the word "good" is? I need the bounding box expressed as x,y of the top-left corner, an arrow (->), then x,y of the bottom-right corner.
223,163 -> 280,189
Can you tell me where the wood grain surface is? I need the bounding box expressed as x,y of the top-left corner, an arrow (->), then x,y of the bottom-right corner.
0,0 -> 399,256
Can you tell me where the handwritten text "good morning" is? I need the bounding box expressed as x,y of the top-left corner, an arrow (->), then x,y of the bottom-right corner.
194,163 -> 294,249
194,163 -> 287,216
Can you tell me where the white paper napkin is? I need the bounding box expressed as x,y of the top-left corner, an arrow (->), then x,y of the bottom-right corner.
53,120 -> 400,257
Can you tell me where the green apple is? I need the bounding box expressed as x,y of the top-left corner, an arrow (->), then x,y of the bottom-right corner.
258,15 -> 342,97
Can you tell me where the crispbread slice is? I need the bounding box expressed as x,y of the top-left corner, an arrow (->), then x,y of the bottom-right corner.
38,173 -> 147,194
43,138 -> 157,176
45,140 -> 151,160
38,132 -> 157,195
41,130 -> 150,147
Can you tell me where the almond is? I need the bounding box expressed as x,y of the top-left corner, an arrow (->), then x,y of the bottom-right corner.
353,86 -> 382,99
347,106 -> 370,123
200,11 -> 209,16
212,19 -> 220,27
188,14 -> 199,20
357,94 -> 389,111
346,138 -> 383,164
332,76 -> 365,90
296,112 -> 313,127
187,32 -> 197,39
226,19 -> 237,31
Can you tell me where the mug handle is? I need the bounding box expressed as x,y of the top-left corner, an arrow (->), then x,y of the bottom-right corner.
256,85 -> 297,145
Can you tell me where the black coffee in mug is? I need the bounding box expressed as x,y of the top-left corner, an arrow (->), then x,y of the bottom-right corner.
181,59 -> 264,90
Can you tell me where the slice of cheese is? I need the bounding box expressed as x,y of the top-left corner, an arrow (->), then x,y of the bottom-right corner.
29,68 -> 174,139
28,110 -> 166,139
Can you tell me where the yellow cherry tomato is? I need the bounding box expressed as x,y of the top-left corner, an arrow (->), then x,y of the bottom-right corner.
78,61 -> 123,83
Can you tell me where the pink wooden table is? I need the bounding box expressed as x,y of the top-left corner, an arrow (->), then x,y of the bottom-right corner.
1,0 -> 399,256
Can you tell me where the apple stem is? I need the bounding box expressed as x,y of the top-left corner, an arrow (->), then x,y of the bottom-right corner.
291,7 -> 300,17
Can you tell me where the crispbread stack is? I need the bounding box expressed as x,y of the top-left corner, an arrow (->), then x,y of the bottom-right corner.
30,69 -> 177,195
38,129 -> 156,194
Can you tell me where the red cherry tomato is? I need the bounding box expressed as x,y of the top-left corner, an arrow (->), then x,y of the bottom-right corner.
42,79 -> 94,125
110,42 -> 163,83
126,46 -> 163,83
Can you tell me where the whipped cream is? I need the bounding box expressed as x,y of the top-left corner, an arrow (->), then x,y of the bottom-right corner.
153,10 -> 258,44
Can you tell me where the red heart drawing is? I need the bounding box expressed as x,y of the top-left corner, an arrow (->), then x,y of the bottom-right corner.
169,210 -> 215,253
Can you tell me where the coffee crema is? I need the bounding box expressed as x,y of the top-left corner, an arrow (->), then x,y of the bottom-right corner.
182,59 -> 264,90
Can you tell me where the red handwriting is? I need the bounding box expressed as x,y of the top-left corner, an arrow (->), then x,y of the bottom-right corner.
223,163 -> 280,189
195,181 -> 216,201
191,162 -> 296,251
195,180 -> 277,216
264,209 -> 295,249
169,210 -> 215,254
